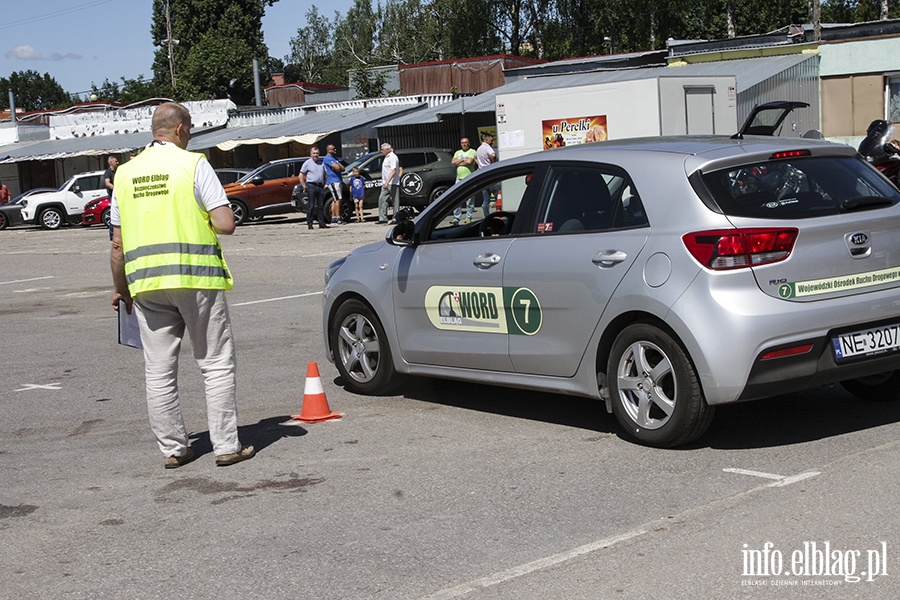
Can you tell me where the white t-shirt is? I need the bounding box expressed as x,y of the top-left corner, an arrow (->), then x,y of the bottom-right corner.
381,151 -> 400,185
476,142 -> 496,168
110,142 -> 228,226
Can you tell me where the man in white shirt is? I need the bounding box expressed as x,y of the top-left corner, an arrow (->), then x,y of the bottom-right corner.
378,143 -> 402,224
476,133 -> 498,217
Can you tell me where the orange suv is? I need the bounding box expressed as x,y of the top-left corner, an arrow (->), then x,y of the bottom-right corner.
222,157 -> 306,225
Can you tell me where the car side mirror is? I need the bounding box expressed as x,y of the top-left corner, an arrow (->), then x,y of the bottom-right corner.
73,185 -> 81,193
251,176 -> 265,185
386,220 -> 416,246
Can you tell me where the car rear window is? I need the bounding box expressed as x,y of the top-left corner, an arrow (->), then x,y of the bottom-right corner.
699,155 -> 900,219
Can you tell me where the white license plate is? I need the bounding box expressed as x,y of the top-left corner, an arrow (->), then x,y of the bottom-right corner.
832,323 -> 900,360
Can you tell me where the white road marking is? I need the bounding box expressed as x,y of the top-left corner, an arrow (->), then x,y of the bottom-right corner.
231,291 -> 323,306
722,467 -> 784,480
423,529 -> 647,599
0,276 -> 54,286
768,472 -> 821,487
15,383 -> 62,391
723,467 -> 821,487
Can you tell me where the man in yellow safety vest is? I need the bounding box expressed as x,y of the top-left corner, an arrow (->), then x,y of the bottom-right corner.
110,102 -> 255,469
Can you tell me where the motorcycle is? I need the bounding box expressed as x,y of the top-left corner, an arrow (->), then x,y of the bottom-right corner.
858,119 -> 900,188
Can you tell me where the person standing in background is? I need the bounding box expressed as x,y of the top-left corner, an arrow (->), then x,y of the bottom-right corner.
0,179 -> 10,204
103,156 -> 118,239
450,138 -> 477,224
323,144 -> 345,225
378,143 -> 402,224
476,133 -> 498,217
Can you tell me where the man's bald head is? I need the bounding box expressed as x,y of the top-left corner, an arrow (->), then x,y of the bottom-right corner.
151,102 -> 192,148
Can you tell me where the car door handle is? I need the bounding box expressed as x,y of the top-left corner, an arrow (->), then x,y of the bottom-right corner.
474,253 -> 502,268
592,250 -> 628,266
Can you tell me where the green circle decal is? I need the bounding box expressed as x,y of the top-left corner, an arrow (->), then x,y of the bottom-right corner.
509,287 -> 542,335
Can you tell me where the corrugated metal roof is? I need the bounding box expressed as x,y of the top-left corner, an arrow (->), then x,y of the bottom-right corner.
0,103 -> 427,162
0,132 -> 152,163
380,54 -> 816,127
188,104 -> 426,151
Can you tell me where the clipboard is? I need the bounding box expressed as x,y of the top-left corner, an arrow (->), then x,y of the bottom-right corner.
118,300 -> 143,349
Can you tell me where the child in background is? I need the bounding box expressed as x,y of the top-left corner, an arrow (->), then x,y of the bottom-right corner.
349,166 -> 366,223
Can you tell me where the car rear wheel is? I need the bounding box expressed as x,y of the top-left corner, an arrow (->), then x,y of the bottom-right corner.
40,207 -> 64,230
608,323 -> 714,447
230,199 -> 248,226
840,371 -> 900,401
331,299 -> 397,394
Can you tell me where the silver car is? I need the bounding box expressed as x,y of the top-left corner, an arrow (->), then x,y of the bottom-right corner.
323,136 -> 900,447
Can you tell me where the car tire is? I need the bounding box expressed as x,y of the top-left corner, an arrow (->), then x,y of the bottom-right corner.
840,371 -> 900,402
608,323 -> 714,448
331,299 -> 397,395
0,212 -> 7,230
429,184 -> 450,204
101,208 -> 111,228
39,207 -> 64,230
230,199 -> 248,226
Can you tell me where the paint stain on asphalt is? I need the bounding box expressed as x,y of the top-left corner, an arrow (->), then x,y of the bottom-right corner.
155,476 -> 325,505
0,504 -> 38,519
69,419 -> 104,437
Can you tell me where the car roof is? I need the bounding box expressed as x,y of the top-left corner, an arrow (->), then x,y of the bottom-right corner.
505,135 -> 857,172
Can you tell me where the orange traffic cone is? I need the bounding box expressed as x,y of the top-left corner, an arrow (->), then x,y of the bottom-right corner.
495,189 -> 503,211
292,362 -> 343,423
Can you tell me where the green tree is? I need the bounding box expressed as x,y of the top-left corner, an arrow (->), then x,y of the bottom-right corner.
351,67 -> 390,98
0,70 -> 71,111
285,6 -> 335,83
150,0 -> 274,101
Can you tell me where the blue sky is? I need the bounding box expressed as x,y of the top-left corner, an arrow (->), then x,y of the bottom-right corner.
0,0 -> 355,99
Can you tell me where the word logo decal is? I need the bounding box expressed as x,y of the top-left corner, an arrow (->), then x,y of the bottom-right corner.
425,286 -> 542,335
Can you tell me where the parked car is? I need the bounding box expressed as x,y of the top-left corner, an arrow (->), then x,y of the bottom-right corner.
20,171 -> 108,230
81,196 -> 111,227
323,135 -> 900,448
223,158 -> 306,225
0,188 -> 57,230
294,148 -> 456,216
215,168 -> 252,186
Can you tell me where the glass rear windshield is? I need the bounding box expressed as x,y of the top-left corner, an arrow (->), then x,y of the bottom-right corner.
699,155 -> 900,218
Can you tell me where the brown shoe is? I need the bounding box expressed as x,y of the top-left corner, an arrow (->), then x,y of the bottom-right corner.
319,223 -> 329,229
307,223 -> 314,230
215,445 -> 255,467
163,448 -> 194,469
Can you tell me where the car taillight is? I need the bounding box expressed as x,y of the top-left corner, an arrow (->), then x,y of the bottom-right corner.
682,228 -> 798,270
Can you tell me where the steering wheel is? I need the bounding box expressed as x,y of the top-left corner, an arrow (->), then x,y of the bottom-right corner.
479,211 -> 515,237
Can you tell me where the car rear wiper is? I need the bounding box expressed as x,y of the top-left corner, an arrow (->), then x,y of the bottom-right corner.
839,196 -> 895,212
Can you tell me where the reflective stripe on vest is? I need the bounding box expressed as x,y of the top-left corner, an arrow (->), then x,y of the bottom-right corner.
116,144 -> 232,295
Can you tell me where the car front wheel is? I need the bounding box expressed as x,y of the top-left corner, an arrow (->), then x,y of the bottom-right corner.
429,184 -> 449,204
331,299 -> 397,395
0,212 -> 7,230
608,323 -> 714,447
101,208 -> 111,227
40,207 -> 64,230
840,371 -> 900,401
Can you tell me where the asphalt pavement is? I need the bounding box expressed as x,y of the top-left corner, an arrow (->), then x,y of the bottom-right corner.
1,213 -> 898,599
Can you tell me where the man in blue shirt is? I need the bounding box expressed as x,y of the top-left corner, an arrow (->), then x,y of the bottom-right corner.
323,144 -> 345,225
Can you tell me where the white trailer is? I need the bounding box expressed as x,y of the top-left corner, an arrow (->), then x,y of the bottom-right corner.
496,75 -> 738,160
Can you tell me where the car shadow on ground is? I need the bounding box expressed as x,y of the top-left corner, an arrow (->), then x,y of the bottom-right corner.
187,416 -> 307,458
339,376 -> 900,450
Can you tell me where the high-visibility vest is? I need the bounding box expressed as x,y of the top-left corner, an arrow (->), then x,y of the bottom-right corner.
116,143 -> 233,296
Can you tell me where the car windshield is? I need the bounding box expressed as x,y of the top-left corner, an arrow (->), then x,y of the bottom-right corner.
58,176 -> 76,192
699,155 -> 900,219
346,152 -> 380,172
